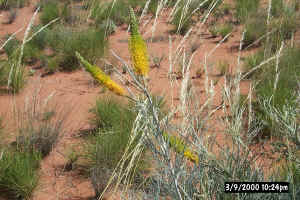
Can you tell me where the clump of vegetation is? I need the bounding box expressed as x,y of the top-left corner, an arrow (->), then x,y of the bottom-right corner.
46,26 -> 108,71
234,0 -> 260,24
250,47 -> 300,139
91,0 -> 146,27
171,5 -> 193,35
0,0 -> 29,10
84,97 -> 148,198
39,1 -> 60,26
243,13 -> 267,48
0,149 -> 41,200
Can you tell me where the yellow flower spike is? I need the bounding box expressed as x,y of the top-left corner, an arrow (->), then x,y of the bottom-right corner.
162,132 -> 198,164
184,150 -> 199,164
128,7 -> 149,77
76,52 -> 126,96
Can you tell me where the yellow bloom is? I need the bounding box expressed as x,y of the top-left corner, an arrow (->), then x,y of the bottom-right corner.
163,132 -> 198,164
128,7 -> 149,76
184,150 -> 199,164
76,52 -> 126,96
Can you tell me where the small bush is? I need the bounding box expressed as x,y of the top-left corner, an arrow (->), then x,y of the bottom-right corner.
243,49 -> 265,79
92,0 -> 142,26
3,35 -> 20,58
7,55 -> 26,93
85,97 -> 148,198
0,150 -> 41,200
27,25 -> 49,50
46,26 -> 108,71
216,23 -> 233,40
171,6 -> 192,35
271,0 -> 284,17
39,1 -> 59,26
0,0 -> 29,10
234,0 -> 260,24
243,14 -> 267,48
0,59 -> 10,86
252,47 -> 300,138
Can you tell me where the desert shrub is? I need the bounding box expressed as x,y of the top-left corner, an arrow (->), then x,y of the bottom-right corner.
171,6 -> 193,35
0,0 -> 29,10
271,0 -> 284,17
234,0 -> 260,24
7,56 -> 26,93
46,26 -> 107,71
275,7 -> 298,41
243,49 -> 265,79
92,0 -> 146,26
3,35 -> 20,58
243,13 -> 267,48
252,47 -> 300,138
216,23 -> 233,40
27,25 -> 49,50
39,1 -> 60,26
0,149 -> 41,200
85,97 -> 148,198
0,60 -> 10,86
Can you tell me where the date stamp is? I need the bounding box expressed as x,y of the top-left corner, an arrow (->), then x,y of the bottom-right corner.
224,182 -> 289,193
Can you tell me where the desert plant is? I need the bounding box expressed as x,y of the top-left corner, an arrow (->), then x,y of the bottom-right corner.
0,0 -> 29,10
85,97 -> 148,198
0,149 -> 41,200
7,54 -> 26,93
0,60 -> 10,86
3,34 -> 20,58
234,0 -> 260,23
171,5 -> 193,35
216,23 -> 233,40
39,1 -> 59,26
243,13 -> 267,48
46,26 -> 108,71
216,60 -> 229,76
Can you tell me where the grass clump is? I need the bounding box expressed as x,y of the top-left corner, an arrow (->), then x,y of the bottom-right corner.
91,0 -> 146,27
85,97 -> 148,198
39,1 -> 60,26
46,26 -> 108,71
234,0 -> 260,24
251,47 -> 300,139
0,149 -> 41,200
0,0 -> 29,10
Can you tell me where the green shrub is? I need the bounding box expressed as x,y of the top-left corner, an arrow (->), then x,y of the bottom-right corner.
46,26 -> 107,71
0,60 -> 10,86
234,0 -> 260,23
3,35 -> 20,58
243,13 -> 267,48
6,52 -> 26,93
252,48 -> 300,138
39,1 -> 60,26
0,0 -> 29,10
271,0 -> 284,17
216,23 -> 233,40
27,25 -> 49,50
171,6 -> 192,35
85,97 -> 148,198
0,150 -> 41,199
243,49 -> 265,79
93,1 -> 130,26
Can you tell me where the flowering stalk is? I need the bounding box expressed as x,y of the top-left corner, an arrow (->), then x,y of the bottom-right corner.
76,52 -> 126,96
162,132 -> 199,164
128,7 -> 149,77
